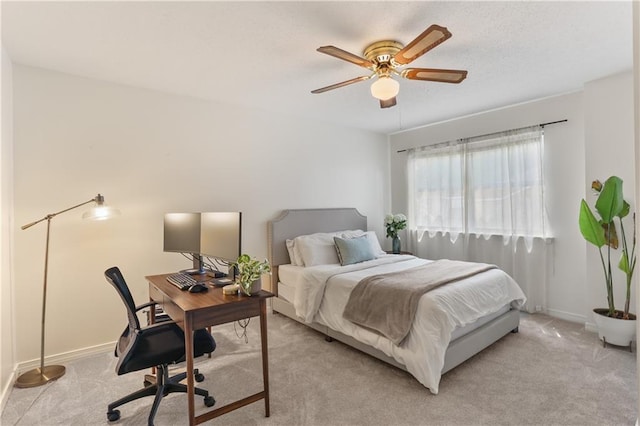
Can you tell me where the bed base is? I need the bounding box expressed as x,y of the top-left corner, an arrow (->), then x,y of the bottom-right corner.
272,296 -> 520,375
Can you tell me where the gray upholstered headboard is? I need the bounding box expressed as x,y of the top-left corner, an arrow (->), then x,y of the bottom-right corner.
268,208 -> 367,267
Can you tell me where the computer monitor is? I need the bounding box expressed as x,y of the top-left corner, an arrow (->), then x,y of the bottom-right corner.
163,212 -> 242,275
200,212 -> 242,263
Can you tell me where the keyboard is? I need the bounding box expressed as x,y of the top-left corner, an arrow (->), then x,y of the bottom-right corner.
166,272 -> 197,290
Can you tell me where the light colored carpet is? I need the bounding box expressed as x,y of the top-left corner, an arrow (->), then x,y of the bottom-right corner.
1,312 -> 636,425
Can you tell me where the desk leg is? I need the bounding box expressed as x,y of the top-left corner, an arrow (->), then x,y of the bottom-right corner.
185,314 -> 196,426
260,300 -> 270,417
149,302 -> 157,379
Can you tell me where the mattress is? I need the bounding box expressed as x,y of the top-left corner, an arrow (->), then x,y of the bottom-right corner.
277,276 -> 297,304
277,264 -> 306,297
277,265 -> 510,342
277,256 -> 525,393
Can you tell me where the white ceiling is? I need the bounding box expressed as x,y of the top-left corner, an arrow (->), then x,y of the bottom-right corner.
1,1 -> 634,135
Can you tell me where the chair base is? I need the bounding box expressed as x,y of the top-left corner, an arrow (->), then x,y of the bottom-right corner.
107,365 -> 215,425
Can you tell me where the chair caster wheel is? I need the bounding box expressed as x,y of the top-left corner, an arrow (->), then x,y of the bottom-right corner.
204,396 -> 216,407
107,409 -> 121,422
195,373 -> 204,382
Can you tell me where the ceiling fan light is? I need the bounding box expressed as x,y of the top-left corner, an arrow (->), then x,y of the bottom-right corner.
370,77 -> 399,101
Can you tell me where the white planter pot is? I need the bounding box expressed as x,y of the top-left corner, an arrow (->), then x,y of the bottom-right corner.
240,279 -> 261,296
593,308 -> 636,350
249,279 -> 261,295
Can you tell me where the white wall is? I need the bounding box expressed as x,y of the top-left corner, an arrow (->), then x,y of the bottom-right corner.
0,48 -> 16,409
390,71 -> 635,326
11,65 -> 389,365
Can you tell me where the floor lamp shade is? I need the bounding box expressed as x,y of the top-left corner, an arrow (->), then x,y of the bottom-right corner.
15,194 -> 120,388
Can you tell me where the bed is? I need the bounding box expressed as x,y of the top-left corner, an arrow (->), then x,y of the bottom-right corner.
267,208 -> 526,394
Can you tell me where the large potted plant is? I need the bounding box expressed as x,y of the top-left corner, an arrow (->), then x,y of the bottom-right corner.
579,175 -> 636,348
232,254 -> 271,296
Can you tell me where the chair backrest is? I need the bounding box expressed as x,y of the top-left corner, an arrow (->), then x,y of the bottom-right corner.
104,266 -> 141,332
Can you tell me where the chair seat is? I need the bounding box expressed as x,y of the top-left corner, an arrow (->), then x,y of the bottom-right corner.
154,314 -> 217,358
116,323 -> 216,375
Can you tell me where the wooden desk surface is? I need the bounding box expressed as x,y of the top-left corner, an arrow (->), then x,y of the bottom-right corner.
146,273 -> 273,330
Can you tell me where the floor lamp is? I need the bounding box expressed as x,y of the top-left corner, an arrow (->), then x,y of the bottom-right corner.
15,193 -> 120,388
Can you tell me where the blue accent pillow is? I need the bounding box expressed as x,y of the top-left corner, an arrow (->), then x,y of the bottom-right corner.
333,235 -> 376,266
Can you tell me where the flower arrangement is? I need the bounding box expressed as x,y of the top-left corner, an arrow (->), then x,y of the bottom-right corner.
384,213 -> 407,239
231,254 -> 271,296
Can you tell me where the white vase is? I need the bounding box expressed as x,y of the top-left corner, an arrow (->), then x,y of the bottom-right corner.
593,308 -> 636,349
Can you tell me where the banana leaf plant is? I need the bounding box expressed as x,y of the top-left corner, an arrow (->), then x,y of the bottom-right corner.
579,176 -> 636,319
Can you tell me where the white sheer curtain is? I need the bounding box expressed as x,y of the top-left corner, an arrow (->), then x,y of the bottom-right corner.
407,141 -> 465,242
406,126 -> 552,313
465,127 -> 548,250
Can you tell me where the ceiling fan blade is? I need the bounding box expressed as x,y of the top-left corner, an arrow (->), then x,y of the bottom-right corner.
317,46 -> 375,69
311,75 -> 371,94
380,97 -> 397,109
393,25 -> 452,65
402,68 -> 468,83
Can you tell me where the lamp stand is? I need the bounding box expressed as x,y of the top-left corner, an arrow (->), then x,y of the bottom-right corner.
15,195 -> 114,388
15,217 -> 65,387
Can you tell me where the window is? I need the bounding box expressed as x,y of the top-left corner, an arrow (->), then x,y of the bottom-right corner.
408,126 -> 549,243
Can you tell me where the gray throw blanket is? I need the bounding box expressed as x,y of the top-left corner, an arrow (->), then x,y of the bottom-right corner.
343,259 -> 497,345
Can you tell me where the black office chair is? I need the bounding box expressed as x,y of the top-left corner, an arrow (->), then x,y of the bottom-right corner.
104,266 -> 216,425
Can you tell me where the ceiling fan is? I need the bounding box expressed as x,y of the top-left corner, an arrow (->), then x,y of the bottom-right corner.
311,24 -> 468,109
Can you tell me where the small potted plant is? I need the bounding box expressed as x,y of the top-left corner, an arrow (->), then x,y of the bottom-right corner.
232,254 -> 271,296
579,175 -> 636,348
385,213 -> 407,254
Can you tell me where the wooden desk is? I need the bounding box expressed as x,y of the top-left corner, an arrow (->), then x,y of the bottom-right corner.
146,274 -> 273,425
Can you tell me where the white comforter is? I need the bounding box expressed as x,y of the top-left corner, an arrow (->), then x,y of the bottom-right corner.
290,255 -> 526,393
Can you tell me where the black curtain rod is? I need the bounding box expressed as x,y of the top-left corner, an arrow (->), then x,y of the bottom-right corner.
396,119 -> 568,153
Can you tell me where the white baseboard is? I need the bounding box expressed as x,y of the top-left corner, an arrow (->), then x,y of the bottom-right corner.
543,308 -> 601,335
0,365 -> 18,415
14,341 -> 115,377
584,321 -> 598,333
544,307 -> 590,327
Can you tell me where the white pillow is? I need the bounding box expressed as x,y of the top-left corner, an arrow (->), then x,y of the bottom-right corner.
364,231 -> 386,256
286,239 -> 304,266
341,229 -> 365,238
340,230 -> 385,257
295,231 -> 344,266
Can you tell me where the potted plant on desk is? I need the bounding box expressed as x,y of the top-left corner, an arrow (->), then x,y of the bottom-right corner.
232,254 -> 271,296
579,175 -> 636,349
